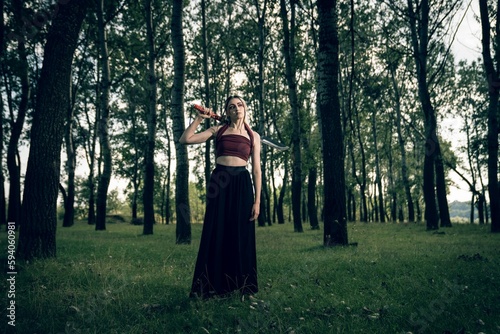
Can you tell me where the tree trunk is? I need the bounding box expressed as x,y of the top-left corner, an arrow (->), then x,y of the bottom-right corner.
255,0 -> 270,227
165,114 -> 172,225
308,166 -> 320,229
171,0 -> 191,244
435,144 -> 451,227
317,0 -> 348,246
96,0 -> 112,231
62,80 -> 76,227
0,0 -> 6,227
390,66 -> 415,222
130,103 -> 140,220
478,0 -> 500,232
279,0 -> 302,233
7,0 -> 30,226
142,0 -> 157,235
371,107 -> 385,222
201,0 -> 212,189
352,100 -> 368,222
81,101 -> 97,225
387,134 -> 397,222
0,92 -> 5,227
276,161 -> 288,225
347,133 -> 357,222
407,0 -> 443,230
17,0 -> 89,260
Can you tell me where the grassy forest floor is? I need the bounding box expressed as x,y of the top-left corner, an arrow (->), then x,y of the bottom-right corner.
1,220 -> 499,334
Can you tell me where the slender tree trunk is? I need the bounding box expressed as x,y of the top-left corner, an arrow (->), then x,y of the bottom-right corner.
280,0 -> 302,233
0,0 -> 6,227
171,0 -> 191,244
17,0 -> 88,260
390,66 -> 415,222
387,135 -> 397,222
317,0 -> 348,246
7,0 -> 30,226
201,0 -> 212,188
277,161 -> 288,225
62,84 -> 76,227
478,0 -> 500,232
143,0 -> 157,235
270,151 -> 278,225
347,133 -> 357,222
165,115 -> 172,225
477,193 -> 485,225
435,144 -> 451,227
0,92 -> 5,227
407,0 -> 442,230
129,103 -> 140,220
96,0 -> 112,231
354,104 -> 368,222
255,0 -> 270,227
371,107 -> 385,222
81,102 -> 97,225
308,166 -> 319,229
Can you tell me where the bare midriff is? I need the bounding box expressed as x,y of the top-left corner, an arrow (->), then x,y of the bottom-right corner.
216,155 -> 248,167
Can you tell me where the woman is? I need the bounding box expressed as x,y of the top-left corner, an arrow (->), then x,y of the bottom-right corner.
179,95 -> 261,299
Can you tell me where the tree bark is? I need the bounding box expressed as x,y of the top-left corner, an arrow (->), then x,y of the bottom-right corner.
317,0 -> 348,245
407,0 -> 449,230
84,102 -> 97,225
277,160 -> 288,225
279,0 -> 303,233
390,65 -> 415,222
62,81 -> 76,227
201,0 -> 212,189
254,0 -> 270,227
478,0 -> 500,232
17,0 -> 89,260
7,0 -> 30,226
171,0 -> 191,243
435,144 -> 451,227
0,0 -> 6,227
371,107 -> 385,222
96,0 -> 112,231
142,0 -> 157,235
308,166 -> 319,229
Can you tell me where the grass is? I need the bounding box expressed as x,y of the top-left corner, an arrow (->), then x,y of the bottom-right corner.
1,221 -> 499,333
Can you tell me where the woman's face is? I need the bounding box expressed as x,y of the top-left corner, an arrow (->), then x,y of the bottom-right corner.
226,97 -> 245,120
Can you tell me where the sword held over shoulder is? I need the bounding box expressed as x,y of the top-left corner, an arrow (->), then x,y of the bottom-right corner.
192,104 -> 289,151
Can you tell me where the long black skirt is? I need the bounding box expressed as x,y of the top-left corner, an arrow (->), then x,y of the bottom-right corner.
190,164 -> 258,299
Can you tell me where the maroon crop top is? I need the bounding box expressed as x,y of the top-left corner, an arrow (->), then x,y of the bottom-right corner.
216,123 -> 254,161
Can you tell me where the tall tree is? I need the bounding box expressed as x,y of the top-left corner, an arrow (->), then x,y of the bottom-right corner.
317,0 -> 348,245
200,0 -> 212,189
0,0 -> 7,227
254,0 -> 270,228
62,78 -> 76,227
371,98 -> 386,222
7,0 -> 30,226
17,0 -> 89,260
388,60 -> 415,222
142,0 -> 157,235
406,0 -> 454,229
279,0 -> 303,232
171,0 -> 191,244
95,0 -> 112,231
478,0 -> 500,232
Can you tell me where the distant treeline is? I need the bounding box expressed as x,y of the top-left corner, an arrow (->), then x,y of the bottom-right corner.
448,201 -> 480,220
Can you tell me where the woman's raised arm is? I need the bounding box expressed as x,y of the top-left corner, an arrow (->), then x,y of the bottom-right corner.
179,115 -> 218,144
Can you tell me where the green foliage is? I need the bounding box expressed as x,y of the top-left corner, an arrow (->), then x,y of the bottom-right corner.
2,222 -> 499,333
